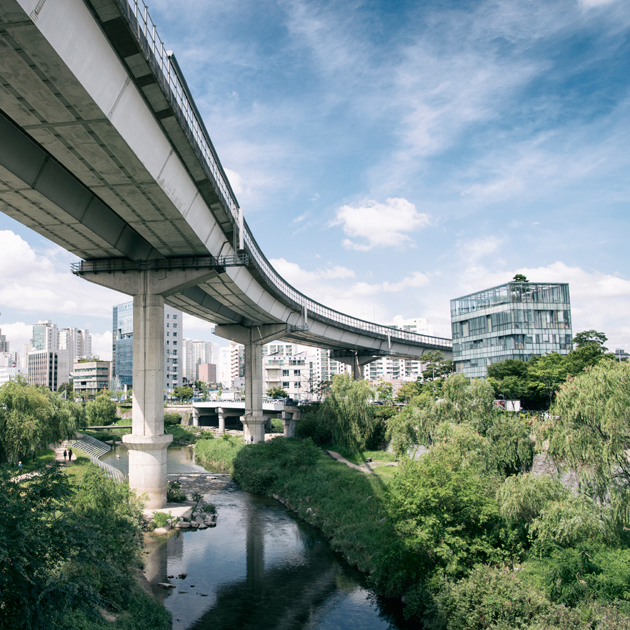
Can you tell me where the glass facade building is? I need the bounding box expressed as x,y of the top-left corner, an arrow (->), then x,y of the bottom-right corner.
112,301 -> 183,391
451,282 -> 572,378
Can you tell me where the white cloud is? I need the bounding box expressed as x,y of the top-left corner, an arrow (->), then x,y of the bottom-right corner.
91,331 -> 113,361
456,236 -> 505,264
0,231 -> 127,318
272,257 -> 430,321
331,198 -> 431,250
0,322 -> 32,353
580,0 -> 619,8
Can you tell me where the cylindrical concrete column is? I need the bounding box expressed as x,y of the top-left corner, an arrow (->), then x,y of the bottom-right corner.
282,411 -> 296,438
123,289 -> 172,508
243,341 -> 265,444
217,408 -> 226,434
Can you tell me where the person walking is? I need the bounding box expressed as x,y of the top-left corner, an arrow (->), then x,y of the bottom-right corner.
63,449 -> 67,461
67,448 -> 73,463
18,461 -> 23,473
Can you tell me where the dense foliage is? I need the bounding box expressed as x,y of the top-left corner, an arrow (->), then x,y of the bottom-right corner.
0,464 -> 170,630
487,330 -> 613,409
85,391 -> 118,426
229,361 -> 630,629
0,377 -> 84,463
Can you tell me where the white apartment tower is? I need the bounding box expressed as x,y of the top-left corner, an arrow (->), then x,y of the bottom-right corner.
59,327 -> 93,361
182,339 -> 215,382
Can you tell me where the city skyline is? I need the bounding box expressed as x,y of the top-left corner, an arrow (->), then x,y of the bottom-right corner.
1,0 -> 629,356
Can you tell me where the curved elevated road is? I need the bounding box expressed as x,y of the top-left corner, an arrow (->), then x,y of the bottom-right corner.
0,0 -> 451,505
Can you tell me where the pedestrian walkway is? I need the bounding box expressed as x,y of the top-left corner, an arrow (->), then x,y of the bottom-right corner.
324,450 -> 374,474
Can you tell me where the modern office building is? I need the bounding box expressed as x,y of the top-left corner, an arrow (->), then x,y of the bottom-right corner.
451,282 -> 572,378
27,349 -> 70,391
73,360 -> 112,396
112,301 -> 183,392
32,320 -> 59,352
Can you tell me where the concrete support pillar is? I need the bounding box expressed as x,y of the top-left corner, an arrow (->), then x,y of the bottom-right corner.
192,408 -> 200,427
217,408 -> 226,434
243,340 -> 265,444
124,290 -> 172,508
75,266 -> 218,509
331,350 -> 378,381
282,411 -> 297,438
215,324 -> 289,445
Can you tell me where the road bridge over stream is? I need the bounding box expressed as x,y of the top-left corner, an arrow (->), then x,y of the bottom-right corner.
0,0 -> 451,506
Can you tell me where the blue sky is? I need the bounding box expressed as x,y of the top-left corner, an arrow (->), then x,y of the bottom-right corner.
1,0 -> 629,358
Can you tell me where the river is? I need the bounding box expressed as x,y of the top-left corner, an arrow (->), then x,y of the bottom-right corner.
103,445 -> 411,630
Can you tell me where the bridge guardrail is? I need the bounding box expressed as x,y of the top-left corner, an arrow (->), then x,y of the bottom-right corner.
117,0 -> 452,352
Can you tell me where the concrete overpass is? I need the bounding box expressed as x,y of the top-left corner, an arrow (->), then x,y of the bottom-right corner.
0,0 -> 451,506
191,401 -> 300,437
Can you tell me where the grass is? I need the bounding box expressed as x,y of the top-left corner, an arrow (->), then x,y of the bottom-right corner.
15,448 -> 57,474
195,435 -> 246,472
324,443 -> 397,466
166,424 -> 198,444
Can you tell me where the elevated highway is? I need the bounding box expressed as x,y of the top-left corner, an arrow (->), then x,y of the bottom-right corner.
0,0 -> 451,505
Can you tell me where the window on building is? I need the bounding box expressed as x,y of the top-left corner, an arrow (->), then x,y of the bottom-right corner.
173,333 -> 177,337
293,370 -> 300,376
173,315 -> 178,319
167,314 -> 170,319
282,370 -> 289,376
282,382 -> 290,388
173,324 -> 177,328
167,332 -> 170,336
173,341 -> 177,345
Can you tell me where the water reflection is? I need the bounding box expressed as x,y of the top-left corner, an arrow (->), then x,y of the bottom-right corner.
101,444 -> 206,474
143,485 -> 412,630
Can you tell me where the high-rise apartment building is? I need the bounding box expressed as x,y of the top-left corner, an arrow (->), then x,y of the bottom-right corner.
112,301 -> 183,392
451,282 -> 572,378
73,360 -> 112,396
59,327 -> 92,361
182,339 -> 215,382
32,320 -> 59,352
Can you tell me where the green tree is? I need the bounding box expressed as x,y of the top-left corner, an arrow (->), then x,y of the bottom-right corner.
548,361 -> 630,501
512,274 -> 529,282
267,386 -> 288,399
396,380 -> 422,403
85,390 -> 118,426
527,353 -> 568,407
375,380 -> 393,405
0,378 -> 82,463
56,382 -> 72,398
573,329 -> 608,352
173,386 -> 194,400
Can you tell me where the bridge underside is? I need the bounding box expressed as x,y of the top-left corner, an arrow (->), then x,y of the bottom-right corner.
0,0 -> 450,507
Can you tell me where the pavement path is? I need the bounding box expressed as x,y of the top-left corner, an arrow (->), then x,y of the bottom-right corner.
324,450 -> 374,474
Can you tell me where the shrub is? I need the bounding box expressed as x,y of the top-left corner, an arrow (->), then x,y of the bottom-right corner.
166,481 -> 186,503
163,413 -> 182,426
153,511 -> 170,528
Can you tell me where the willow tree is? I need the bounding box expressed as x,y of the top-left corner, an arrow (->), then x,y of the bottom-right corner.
320,374 -> 375,450
549,361 -> 630,500
0,378 -> 82,464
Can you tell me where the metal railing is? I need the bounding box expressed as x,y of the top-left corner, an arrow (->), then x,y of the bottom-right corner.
115,0 -> 452,352
71,253 -> 248,275
72,436 -> 125,483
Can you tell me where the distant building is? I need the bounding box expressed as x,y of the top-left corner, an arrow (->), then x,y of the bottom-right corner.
0,328 -> 9,353
73,360 -> 112,396
451,282 -> 572,378
182,339 -> 215,381
198,363 -> 217,383
32,320 -> 59,352
112,301 -> 183,392
27,349 -> 70,391
60,327 -> 92,361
